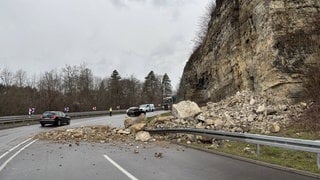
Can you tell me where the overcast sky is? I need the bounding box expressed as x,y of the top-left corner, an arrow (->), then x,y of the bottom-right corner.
0,0 -> 212,89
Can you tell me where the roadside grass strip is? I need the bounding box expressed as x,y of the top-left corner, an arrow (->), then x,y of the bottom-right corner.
0,139 -> 38,172
103,154 -> 139,180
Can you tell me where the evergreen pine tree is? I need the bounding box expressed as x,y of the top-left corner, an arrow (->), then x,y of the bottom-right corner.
161,73 -> 172,98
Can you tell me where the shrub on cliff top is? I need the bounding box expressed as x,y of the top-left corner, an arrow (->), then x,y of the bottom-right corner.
192,1 -> 216,51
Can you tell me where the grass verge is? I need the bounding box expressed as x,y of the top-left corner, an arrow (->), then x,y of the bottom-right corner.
196,141 -> 320,174
146,113 -> 320,174
183,126 -> 320,175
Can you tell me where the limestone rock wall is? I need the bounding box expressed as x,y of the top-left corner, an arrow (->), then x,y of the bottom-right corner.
179,0 -> 320,103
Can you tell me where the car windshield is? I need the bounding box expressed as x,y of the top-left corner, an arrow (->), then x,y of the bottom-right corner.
42,111 -> 55,116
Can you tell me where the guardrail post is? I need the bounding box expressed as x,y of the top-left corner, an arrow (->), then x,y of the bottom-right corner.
317,153 -> 320,169
256,144 -> 260,156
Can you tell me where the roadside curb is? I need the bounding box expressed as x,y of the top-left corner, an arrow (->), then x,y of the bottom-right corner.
176,142 -> 320,179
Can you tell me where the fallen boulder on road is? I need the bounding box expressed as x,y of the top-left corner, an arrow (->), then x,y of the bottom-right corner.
172,100 -> 201,119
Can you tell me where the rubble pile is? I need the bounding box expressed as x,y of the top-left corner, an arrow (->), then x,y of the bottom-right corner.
35,125 -> 135,143
148,91 -> 308,134
36,114 -> 154,144
36,91 -> 308,146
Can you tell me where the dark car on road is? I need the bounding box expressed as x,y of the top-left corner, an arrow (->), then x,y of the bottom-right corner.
40,111 -> 71,127
126,107 -> 146,117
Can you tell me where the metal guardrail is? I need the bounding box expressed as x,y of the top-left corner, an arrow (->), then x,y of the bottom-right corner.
67,110 -> 126,117
0,110 -> 126,126
0,115 -> 40,124
0,108 -> 165,127
146,128 -> 320,169
0,107 -> 166,125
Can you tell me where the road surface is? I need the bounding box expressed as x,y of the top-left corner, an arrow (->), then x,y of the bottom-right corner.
0,112 -> 318,180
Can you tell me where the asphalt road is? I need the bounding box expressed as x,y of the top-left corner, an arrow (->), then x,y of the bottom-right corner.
0,112 -> 318,180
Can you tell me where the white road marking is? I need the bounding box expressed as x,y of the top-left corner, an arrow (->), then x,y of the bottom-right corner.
103,154 -> 139,180
0,138 -> 33,160
0,139 -> 38,172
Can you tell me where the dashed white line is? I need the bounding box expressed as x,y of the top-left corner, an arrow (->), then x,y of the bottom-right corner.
0,138 -> 33,160
0,139 -> 38,172
103,154 -> 139,180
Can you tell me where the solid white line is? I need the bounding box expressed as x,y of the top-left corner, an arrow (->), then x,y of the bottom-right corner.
0,138 -> 33,160
103,154 -> 139,180
0,139 -> 38,172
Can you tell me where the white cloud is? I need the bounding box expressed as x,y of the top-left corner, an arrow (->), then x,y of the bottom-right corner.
0,0 -> 212,89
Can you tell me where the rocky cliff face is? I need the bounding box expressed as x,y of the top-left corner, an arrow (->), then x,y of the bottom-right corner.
179,0 -> 320,103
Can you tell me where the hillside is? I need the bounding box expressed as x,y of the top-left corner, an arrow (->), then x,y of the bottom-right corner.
179,0 -> 320,103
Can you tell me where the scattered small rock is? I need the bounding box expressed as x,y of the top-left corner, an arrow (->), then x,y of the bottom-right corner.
154,152 -> 163,158
270,123 -> 281,133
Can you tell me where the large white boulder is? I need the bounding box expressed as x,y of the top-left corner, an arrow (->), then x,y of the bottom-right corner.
130,122 -> 147,133
124,116 -> 135,128
172,101 -> 201,119
135,131 -> 151,142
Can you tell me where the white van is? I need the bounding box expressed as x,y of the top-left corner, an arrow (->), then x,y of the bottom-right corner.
139,104 -> 155,112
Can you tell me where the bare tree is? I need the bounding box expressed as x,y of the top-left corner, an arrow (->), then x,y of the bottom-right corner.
62,65 -> 79,95
0,64 -> 176,115
38,70 -> 63,110
93,78 -> 107,110
121,76 -> 142,108
14,69 -> 27,87
26,74 -> 38,88
0,68 -> 13,87
78,64 -> 93,94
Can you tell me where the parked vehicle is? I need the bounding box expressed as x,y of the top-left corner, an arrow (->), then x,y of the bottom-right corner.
139,104 -> 155,112
40,111 -> 71,127
126,107 -> 146,117
162,97 -> 173,110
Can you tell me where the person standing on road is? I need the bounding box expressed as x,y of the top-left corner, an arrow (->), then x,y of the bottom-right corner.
28,108 -> 32,118
109,107 -> 112,116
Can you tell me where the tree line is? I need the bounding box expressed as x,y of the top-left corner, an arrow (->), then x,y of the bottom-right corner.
0,64 -> 172,116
